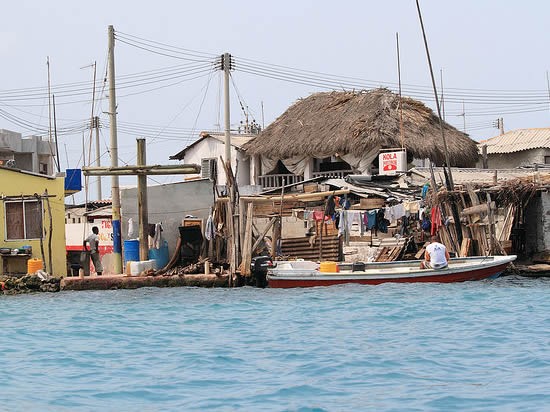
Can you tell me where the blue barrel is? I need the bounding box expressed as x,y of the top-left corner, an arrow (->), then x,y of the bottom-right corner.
124,239 -> 140,264
149,240 -> 169,269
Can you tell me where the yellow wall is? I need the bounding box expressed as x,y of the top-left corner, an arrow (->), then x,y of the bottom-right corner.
0,169 -> 66,277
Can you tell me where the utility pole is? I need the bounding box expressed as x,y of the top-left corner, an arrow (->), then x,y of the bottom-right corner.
108,25 -> 122,274
137,139 -> 149,262
94,116 -> 102,200
222,53 -> 233,168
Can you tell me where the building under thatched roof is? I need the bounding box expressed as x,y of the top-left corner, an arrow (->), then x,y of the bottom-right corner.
243,88 -> 479,168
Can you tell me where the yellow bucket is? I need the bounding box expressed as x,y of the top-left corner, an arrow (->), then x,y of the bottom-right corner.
27,258 -> 43,274
319,261 -> 338,273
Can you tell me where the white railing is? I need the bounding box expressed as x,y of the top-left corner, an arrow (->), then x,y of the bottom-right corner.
258,174 -> 304,189
312,170 -> 354,179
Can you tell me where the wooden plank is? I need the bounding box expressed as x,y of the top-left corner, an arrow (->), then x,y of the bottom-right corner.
461,202 -> 495,216
240,202 -> 254,276
459,238 -> 471,257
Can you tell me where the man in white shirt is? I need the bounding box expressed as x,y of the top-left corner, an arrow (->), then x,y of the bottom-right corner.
83,226 -> 103,276
421,235 -> 450,269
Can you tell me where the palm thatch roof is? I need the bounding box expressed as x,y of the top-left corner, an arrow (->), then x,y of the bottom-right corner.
243,88 -> 479,166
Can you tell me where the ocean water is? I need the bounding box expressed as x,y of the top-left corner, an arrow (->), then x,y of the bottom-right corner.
1,276 -> 550,411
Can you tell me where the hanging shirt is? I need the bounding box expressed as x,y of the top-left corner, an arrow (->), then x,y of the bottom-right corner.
366,210 -> 377,229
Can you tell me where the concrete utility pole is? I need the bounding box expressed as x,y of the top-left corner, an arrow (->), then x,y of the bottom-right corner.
222,53 -> 232,167
137,139 -> 148,261
94,116 -> 102,200
108,25 -> 122,274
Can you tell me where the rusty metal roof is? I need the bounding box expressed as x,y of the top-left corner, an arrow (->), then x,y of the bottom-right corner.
478,128 -> 550,154
409,167 -> 542,186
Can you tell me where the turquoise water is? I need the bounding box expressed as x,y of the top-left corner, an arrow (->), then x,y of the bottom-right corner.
1,276 -> 550,411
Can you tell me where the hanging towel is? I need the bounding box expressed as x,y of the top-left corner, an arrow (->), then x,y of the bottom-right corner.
127,218 -> 134,238
152,223 -> 163,249
205,215 -> 215,241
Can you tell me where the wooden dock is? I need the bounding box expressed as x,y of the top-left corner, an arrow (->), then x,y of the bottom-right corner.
61,273 -> 230,291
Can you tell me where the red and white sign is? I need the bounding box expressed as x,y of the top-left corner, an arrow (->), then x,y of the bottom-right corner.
379,150 -> 407,175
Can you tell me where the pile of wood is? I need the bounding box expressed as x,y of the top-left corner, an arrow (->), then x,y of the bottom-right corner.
432,183 -> 533,257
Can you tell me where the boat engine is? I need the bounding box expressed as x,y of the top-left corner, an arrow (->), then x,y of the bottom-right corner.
250,256 -> 274,288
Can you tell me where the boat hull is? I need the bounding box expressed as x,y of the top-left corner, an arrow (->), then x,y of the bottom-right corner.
267,256 -> 516,288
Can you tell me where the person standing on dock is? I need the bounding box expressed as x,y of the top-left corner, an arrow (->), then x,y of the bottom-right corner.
420,234 -> 450,269
84,226 -> 103,276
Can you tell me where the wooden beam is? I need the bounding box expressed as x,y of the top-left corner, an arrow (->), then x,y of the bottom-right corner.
137,139 -> 149,261
461,202 -> 496,216
82,164 -> 200,176
239,189 -> 351,203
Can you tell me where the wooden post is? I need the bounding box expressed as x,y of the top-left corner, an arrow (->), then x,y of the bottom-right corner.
45,189 -> 53,275
137,139 -> 149,262
487,192 -> 495,255
271,217 -> 281,259
241,202 -> 254,276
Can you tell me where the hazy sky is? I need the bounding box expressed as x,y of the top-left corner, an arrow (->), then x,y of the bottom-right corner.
2,1 -> 550,198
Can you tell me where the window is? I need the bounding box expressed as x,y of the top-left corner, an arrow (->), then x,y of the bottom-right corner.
201,158 -> 217,180
545,156 -> 550,165
39,162 -> 48,175
4,200 -> 43,240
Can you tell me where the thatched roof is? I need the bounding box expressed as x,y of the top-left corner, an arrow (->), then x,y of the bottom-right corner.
243,88 -> 479,166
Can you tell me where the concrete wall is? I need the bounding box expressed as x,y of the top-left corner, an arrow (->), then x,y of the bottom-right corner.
0,168 -> 66,276
120,179 -> 215,259
523,191 -> 550,256
0,130 -> 54,174
477,148 -> 550,169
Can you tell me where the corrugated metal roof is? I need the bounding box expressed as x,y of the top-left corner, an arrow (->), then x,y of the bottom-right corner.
410,167 -> 542,185
478,128 -> 550,154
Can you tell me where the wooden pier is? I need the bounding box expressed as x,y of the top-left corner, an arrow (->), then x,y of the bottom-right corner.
61,273 -> 229,291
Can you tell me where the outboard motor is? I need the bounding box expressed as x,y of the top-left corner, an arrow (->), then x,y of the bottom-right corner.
250,256 -> 274,288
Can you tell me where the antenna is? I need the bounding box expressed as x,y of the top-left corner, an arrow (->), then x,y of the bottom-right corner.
440,68 -> 445,121
261,101 -> 265,130
396,32 -> 404,149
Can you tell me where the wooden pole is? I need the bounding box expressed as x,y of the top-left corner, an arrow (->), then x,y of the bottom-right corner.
45,189 -> 53,275
241,202 -> 254,276
137,139 -> 149,262
487,193 -> 495,255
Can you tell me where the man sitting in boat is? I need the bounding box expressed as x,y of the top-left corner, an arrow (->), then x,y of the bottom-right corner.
420,235 -> 450,269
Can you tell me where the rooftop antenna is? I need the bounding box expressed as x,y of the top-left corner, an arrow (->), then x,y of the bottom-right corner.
46,57 -> 59,173
261,101 -> 265,130
396,32 -> 405,149
440,68 -> 445,120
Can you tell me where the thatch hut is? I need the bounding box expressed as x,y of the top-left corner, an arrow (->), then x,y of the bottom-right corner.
243,88 -> 479,188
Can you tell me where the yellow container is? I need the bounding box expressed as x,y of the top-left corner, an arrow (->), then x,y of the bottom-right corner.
319,261 -> 338,273
27,258 -> 43,274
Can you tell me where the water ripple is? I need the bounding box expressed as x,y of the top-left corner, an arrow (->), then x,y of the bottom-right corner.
1,278 -> 550,410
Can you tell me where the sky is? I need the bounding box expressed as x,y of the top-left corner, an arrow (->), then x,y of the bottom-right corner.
2,0 -> 550,200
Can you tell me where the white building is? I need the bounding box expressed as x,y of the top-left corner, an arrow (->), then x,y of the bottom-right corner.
0,129 -> 56,175
170,131 -> 257,188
